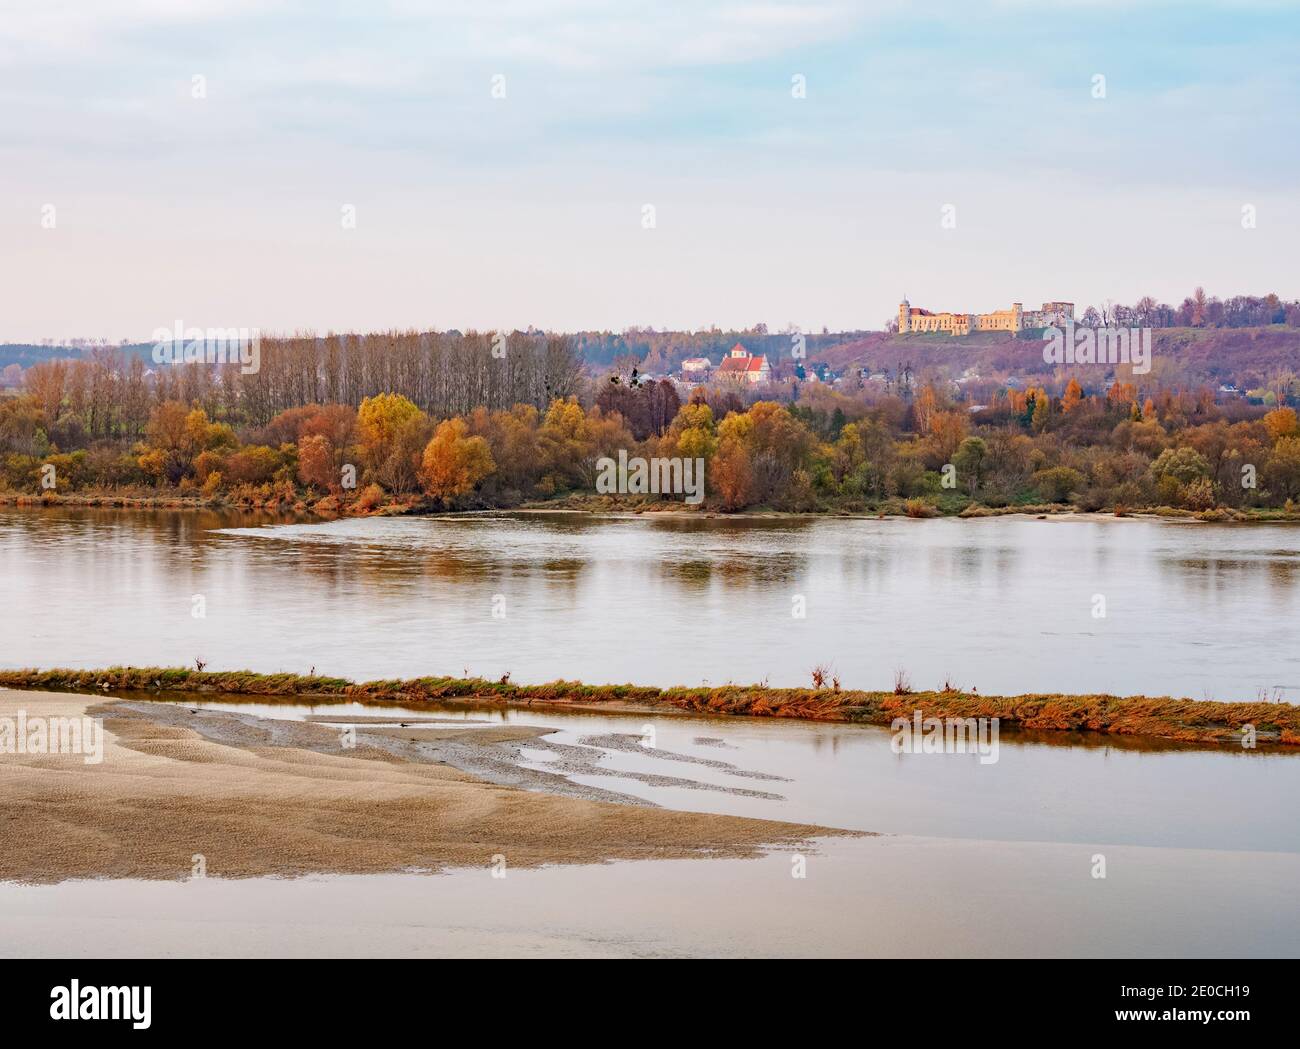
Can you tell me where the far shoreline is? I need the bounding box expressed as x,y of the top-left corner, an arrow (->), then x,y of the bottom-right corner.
3,490 -> 1299,525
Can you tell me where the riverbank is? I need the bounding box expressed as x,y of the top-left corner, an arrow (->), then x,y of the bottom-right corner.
4,667 -> 1296,748
4,489 -> 1299,522
0,689 -> 836,883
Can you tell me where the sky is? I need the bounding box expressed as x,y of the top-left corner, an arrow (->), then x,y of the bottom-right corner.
2,0 -> 1297,340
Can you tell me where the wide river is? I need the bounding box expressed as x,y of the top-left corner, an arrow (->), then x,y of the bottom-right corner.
1,507 -> 1298,957
3,507 -> 1299,699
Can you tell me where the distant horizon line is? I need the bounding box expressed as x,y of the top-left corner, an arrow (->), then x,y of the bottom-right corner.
7,288 -> 1300,348
7,326 -> 870,348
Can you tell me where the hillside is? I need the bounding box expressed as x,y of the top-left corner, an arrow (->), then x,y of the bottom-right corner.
818,326 -> 1300,392
5,326 -> 1296,396
0,342 -> 155,372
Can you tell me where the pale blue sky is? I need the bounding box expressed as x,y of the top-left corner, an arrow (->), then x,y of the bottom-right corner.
3,0 -> 1297,339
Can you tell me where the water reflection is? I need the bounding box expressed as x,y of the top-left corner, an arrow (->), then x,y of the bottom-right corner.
2,508 -> 1298,703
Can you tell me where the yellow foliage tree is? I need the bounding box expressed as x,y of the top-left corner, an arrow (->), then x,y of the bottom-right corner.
538,398 -> 593,491
357,393 -> 428,491
666,402 -> 717,461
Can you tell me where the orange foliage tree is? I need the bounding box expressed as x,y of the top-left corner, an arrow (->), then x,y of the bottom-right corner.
420,418 -> 496,503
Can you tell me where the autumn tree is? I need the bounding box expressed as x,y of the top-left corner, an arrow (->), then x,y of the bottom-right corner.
583,407 -> 636,479
297,433 -> 337,489
1192,286 -> 1208,327
420,418 -> 496,503
1266,437 -> 1300,500
467,405 -> 543,499
914,384 -> 939,434
223,445 -> 282,485
25,360 -> 68,432
711,440 -> 755,511
1061,378 -> 1083,413
833,422 -> 867,482
537,398 -> 593,493
1264,407 -> 1298,443
357,393 -> 429,491
665,402 -> 718,461
708,411 -> 756,507
928,410 -> 969,465
1031,391 -> 1051,431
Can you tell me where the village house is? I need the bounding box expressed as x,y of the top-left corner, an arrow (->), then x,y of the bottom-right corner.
715,343 -> 771,384
680,357 -> 712,380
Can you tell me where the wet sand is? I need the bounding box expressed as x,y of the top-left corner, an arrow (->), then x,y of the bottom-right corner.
0,690 -> 846,884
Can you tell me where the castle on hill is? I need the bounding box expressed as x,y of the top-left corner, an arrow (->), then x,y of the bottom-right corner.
899,299 -> 1074,336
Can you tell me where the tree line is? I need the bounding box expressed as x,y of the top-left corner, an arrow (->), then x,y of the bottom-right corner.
14,331 -> 583,444
1075,289 -> 1297,330
4,353 -> 1298,514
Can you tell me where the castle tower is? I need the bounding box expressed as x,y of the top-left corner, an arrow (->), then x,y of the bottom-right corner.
898,299 -> 910,333
1012,302 -> 1023,332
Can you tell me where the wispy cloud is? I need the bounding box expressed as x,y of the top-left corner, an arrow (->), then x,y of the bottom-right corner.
0,0 -> 1295,336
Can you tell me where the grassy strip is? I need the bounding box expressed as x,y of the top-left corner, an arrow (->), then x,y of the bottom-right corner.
0,491 -> 218,509
1,666 -> 1296,748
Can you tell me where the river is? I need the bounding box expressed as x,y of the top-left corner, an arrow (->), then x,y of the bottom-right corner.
1,507 -> 1297,957
4,507 -> 1298,700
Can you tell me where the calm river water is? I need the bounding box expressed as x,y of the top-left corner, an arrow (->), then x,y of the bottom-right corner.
3,507 -> 1298,700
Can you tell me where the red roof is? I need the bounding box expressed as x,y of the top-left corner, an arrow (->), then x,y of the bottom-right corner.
718,354 -> 768,374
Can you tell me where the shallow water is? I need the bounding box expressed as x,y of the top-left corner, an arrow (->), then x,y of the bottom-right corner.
187,695 -> 1300,854
2,836 -> 1296,958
